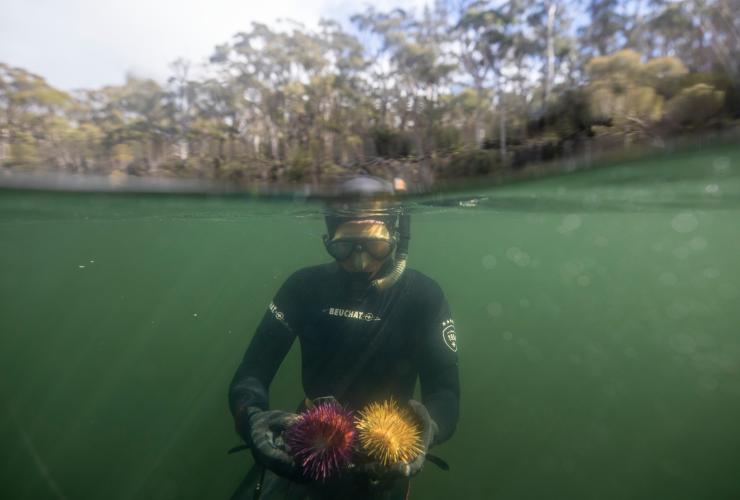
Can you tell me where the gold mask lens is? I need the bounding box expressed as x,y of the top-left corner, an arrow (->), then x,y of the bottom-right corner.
328,221 -> 394,263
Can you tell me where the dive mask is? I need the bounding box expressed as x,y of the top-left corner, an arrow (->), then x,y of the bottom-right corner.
324,220 -> 396,263
325,238 -> 396,261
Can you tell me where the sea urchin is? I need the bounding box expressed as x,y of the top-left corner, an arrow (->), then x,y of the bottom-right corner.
355,399 -> 423,466
284,400 -> 356,481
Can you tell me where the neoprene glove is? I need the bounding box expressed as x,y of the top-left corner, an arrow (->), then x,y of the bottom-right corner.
244,407 -> 304,481
403,399 -> 439,476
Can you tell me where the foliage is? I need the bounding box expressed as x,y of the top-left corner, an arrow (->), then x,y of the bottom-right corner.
1,0 -> 739,184
586,50 -> 699,140
438,149 -> 503,178
664,84 -> 726,129
371,127 -> 413,158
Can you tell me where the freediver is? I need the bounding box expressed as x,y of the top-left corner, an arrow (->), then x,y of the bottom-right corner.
228,176 -> 460,499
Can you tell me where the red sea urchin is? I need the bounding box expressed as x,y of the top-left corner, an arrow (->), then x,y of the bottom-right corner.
284,400 -> 356,481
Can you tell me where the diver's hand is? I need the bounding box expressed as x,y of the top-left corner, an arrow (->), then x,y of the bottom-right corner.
402,399 -> 438,476
247,408 -> 304,481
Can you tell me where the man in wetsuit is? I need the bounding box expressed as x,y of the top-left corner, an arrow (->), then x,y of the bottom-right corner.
229,177 -> 459,499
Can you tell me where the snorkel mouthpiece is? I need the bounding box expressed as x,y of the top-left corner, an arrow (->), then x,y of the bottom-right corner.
370,257 -> 406,292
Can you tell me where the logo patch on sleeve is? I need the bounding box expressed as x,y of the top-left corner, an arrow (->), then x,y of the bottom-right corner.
441,319 -> 457,352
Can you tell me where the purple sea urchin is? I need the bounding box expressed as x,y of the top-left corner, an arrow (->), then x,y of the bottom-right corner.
284,400 -> 356,481
356,399 -> 422,466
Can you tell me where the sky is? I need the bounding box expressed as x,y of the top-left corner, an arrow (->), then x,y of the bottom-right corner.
0,0 -> 431,91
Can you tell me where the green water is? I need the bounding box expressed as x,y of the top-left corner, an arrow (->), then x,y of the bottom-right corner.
1,147 -> 739,500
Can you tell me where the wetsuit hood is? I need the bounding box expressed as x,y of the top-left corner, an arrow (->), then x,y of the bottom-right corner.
322,176 -> 410,292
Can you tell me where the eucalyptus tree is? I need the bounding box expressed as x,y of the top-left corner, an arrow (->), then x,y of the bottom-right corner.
351,7 -> 413,138
107,76 -> 175,171
526,0 -> 574,113
579,0 -> 628,56
314,19 -> 372,165
506,2 -> 540,138
167,58 -> 198,162
353,4 -> 455,158
207,20 -> 371,182
687,0 -> 740,79
642,2 -> 701,62
0,63 -> 72,167
406,1 -> 457,155
457,0 -> 515,159
278,20 -> 371,181
453,0 -> 493,146
210,22 -> 295,165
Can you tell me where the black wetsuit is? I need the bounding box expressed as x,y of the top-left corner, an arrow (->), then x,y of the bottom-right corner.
229,262 -> 460,499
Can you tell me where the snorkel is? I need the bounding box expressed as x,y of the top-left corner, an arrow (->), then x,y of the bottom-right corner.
370,209 -> 409,292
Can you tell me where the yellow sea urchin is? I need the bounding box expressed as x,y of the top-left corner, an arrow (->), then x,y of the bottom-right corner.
355,399 -> 423,466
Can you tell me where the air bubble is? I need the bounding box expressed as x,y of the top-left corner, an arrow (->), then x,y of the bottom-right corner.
557,214 -> 582,234
482,254 -> 497,269
672,246 -> 691,260
487,302 -> 503,317
688,237 -> 707,251
671,213 -> 699,233
506,247 -> 531,267
712,156 -> 730,172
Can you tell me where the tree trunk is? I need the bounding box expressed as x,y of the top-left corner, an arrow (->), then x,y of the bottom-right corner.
632,0 -> 645,52
499,104 -> 507,162
266,118 -> 279,160
0,127 -> 8,165
412,95 -> 423,156
497,74 -> 507,163
379,79 -> 389,128
474,84 -> 485,147
544,1 -> 557,113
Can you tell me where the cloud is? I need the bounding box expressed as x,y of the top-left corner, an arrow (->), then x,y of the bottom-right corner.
0,0 -> 432,90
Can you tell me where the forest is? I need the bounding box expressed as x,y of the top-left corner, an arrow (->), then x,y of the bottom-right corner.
1,0 -> 738,187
